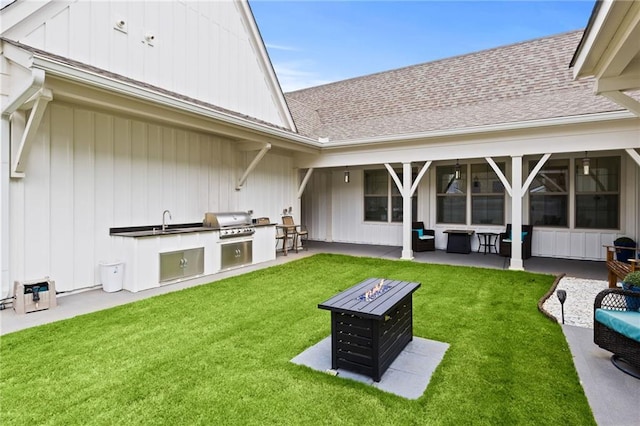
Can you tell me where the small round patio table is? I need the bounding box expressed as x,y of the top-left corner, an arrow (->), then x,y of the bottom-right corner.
477,232 -> 499,255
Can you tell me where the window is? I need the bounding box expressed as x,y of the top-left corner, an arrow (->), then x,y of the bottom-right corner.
364,169 -> 417,222
575,156 -> 619,229
471,163 -> 505,225
529,159 -> 568,227
436,165 -> 466,224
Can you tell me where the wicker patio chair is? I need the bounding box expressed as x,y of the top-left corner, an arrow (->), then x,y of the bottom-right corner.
499,224 -> 533,259
411,221 -> 435,252
593,288 -> 640,378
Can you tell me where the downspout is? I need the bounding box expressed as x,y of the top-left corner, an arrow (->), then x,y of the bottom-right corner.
0,115 -> 11,298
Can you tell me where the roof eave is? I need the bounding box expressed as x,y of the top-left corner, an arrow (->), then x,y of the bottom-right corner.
571,0 -> 639,80
319,110 -> 636,149
29,52 -> 322,151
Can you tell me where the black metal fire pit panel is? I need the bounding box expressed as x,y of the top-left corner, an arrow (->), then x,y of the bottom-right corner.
318,278 -> 420,382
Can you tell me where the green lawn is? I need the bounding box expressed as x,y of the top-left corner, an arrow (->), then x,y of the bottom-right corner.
0,254 -> 595,425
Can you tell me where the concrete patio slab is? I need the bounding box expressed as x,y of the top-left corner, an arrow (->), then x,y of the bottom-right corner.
291,335 -> 449,400
562,325 -> 640,426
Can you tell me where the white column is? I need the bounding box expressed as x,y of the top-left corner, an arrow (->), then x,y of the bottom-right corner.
401,162 -> 413,260
510,155 -> 524,270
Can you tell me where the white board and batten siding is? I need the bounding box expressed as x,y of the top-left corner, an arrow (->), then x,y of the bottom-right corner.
9,0 -> 286,128
302,168 -> 409,245
6,101 -> 296,297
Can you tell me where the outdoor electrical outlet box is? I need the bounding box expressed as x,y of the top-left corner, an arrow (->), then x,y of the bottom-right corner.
13,278 -> 57,314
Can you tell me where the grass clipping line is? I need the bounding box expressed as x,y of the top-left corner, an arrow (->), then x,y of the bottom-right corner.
0,254 -> 595,425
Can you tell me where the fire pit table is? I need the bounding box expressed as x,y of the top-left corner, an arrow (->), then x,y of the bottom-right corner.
318,278 -> 421,382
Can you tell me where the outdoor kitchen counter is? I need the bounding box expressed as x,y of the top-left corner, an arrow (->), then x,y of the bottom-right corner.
110,222 -> 275,237
110,223 -> 216,238
108,221 -> 276,292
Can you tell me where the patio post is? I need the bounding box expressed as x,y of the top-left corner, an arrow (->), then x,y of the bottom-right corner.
402,162 -> 413,260
510,155 -> 524,270
384,163 -> 414,260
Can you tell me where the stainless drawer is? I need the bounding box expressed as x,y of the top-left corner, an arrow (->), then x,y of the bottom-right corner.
221,240 -> 252,270
159,247 -> 204,283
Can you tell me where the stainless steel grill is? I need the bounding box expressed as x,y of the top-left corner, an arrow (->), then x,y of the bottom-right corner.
203,211 -> 255,239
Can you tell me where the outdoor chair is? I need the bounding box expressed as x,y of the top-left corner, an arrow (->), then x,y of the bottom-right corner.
605,244 -> 639,288
593,288 -> 640,378
412,221 -> 435,252
275,225 -> 294,252
499,224 -> 533,259
282,215 -> 308,252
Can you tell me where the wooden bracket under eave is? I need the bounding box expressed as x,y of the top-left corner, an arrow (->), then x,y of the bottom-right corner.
11,88 -> 53,178
236,143 -> 271,190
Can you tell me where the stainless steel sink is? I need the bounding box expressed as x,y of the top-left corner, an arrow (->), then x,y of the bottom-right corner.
110,224 -> 214,238
159,229 -> 184,234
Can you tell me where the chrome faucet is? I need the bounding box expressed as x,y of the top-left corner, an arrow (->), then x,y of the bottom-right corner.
162,210 -> 172,231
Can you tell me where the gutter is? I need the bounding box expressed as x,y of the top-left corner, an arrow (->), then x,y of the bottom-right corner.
30,54 -> 322,149
316,110 -> 637,149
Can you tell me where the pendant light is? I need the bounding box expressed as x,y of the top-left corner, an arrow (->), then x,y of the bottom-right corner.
582,151 -> 590,175
454,160 -> 461,180
344,167 -> 350,183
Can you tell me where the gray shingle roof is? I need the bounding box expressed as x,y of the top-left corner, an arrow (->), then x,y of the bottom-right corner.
284,31 -> 623,141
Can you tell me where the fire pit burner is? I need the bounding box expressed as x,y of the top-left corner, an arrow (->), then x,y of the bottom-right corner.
318,278 -> 421,382
357,279 -> 391,302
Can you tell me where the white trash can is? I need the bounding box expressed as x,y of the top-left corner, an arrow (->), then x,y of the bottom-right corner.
99,261 -> 124,293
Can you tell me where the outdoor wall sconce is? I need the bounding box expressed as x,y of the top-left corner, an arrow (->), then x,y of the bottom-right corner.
344,168 -> 350,183
582,152 -> 590,175
454,160 -> 461,180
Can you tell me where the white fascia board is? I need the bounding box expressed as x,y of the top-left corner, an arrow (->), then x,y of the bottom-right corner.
595,1 -> 640,79
296,118 -> 640,168
237,0 -> 297,132
572,0 -> 616,79
31,54 -> 320,149
317,111 -> 636,150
